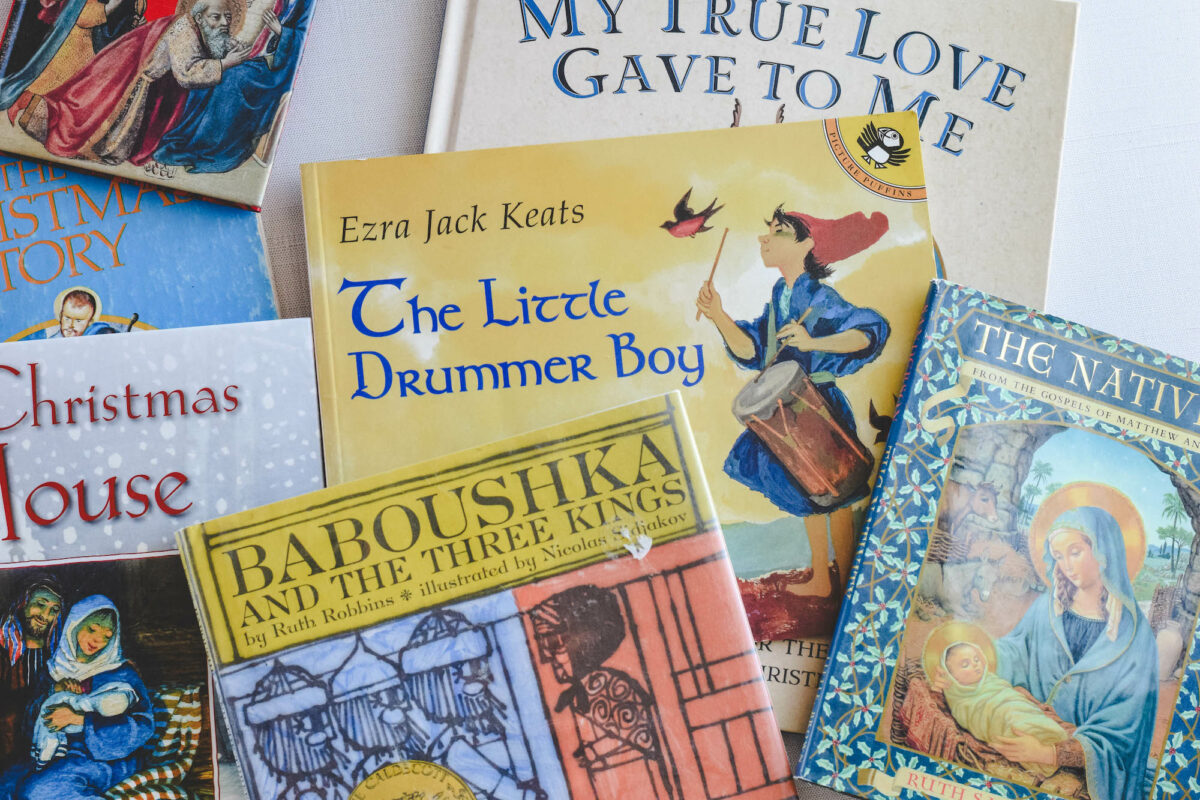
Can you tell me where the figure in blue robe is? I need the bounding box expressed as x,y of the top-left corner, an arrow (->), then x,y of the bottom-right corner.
0,595 -> 155,800
721,273 -> 888,516
995,505 -> 1158,800
151,0 -> 312,174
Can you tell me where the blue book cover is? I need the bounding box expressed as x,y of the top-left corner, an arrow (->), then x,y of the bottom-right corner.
0,158 -> 274,342
799,281 -> 1200,800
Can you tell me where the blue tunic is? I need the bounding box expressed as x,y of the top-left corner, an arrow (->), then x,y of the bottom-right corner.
152,0 -> 312,174
0,663 -> 154,800
995,506 -> 1158,800
723,275 -> 888,516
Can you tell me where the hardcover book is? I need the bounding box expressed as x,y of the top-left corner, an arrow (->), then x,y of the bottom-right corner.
177,394 -> 797,800
426,0 -> 1076,310
0,0 -> 316,209
0,551 -> 218,800
798,280 -> 1200,800
302,114 -> 940,731
0,156 -> 276,343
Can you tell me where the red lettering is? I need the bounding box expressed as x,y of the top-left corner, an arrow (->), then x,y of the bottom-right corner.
75,477 -> 120,522
222,385 -> 240,412
25,482 -> 70,526
0,364 -> 26,431
155,472 -> 192,515
0,443 -> 17,541
125,474 -> 152,519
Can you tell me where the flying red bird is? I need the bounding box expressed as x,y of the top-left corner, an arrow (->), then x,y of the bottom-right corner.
661,188 -> 723,238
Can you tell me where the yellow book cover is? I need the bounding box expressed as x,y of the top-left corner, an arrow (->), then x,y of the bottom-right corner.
302,112 -> 938,731
177,394 -> 796,800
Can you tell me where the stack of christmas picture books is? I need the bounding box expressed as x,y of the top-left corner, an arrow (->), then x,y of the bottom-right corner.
1,2 -> 1199,800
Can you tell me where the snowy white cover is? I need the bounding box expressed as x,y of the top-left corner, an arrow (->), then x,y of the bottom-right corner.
0,319 -> 323,562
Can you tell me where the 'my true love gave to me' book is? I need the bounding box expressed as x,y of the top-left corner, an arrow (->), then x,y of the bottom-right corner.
302,112 -> 940,731
177,394 -> 797,800
799,281 -> 1200,800
0,0 -> 318,208
0,319 -> 323,799
427,0 -> 1077,310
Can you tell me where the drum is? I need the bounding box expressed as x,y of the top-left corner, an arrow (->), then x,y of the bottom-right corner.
732,361 -> 874,509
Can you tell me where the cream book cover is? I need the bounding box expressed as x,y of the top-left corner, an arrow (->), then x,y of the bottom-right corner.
427,0 -> 1077,310
302,113 -> 938,732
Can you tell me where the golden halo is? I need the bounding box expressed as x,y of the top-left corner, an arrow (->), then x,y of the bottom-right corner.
1029,481 -> 1146,586
53,285 -> 101,320
922,621 -> 996,683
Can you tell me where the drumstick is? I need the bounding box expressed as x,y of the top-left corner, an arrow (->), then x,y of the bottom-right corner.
756,307 -> 813,380
695,228 -> 730,321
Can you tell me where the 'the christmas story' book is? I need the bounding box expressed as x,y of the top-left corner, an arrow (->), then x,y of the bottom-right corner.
177,394 -> 797,800
0,0 -> 317,208
0,157 -> 275,343
426,0 -> 1077,310
798,281 -> 1200,800
301,113 -> 940,731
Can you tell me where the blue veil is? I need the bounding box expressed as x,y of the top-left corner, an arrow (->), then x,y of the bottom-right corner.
0,0 -> 89,109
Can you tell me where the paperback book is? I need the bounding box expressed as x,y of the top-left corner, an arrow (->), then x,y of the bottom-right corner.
177,394 -> 797,800
798,281 -> 1200,800
426,0 -> 1077,310
0,0 -> 316,208
0,156 -> 276,343
302,113 -> 940,731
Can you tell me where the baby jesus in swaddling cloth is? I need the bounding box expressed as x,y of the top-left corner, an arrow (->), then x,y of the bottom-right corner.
937,639 -> 1066,776
32,681 -> 138,766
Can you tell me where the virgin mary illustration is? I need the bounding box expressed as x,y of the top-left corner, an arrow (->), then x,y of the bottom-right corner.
985,482 -> 1158,800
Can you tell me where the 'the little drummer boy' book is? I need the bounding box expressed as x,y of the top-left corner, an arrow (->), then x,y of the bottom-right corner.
302,112 -> 940,731
177,394 -> 797,800
0,0 -> 316,208
799,280 -> 1200,800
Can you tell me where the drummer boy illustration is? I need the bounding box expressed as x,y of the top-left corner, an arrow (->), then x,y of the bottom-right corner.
695,207 -> 890,617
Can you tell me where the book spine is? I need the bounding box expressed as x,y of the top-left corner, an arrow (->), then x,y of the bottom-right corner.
424,0 -> 473,154
796,278 -> 945,775
299,163 -> 339,484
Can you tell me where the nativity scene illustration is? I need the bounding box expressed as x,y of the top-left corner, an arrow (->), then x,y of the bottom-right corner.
0,0 -> 312,201
889,425 -> 1200,800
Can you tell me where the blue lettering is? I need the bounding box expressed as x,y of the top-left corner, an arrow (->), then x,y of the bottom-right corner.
985,63 -> 1025,109
518,0 -> 581,42
349,351 -> 393,399
846,8 -> 886,64
554,47 -> 604,98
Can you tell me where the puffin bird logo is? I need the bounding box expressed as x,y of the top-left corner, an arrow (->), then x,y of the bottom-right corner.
857,122 -> 910,169
661,188 -> 723,238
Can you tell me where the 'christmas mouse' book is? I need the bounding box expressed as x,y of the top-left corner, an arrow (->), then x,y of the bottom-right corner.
177,394 -> 797,800
798,280 -> 1200,800
0,0 -> 317,208
0,157 -> 275,343
302,112 -> 940,731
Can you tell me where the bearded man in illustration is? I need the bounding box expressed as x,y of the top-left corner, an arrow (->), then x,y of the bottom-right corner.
696,206 -> 890,635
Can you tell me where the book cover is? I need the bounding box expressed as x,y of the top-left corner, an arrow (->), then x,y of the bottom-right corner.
0,0 -> 316,209
0,318 -> 323,562
0,157 -> 276,343
798,280 -> 1200,800
177,394 -> 797,800
0,551 -> 218,800
302,114 -> 939,731
426,0 -> 1076,311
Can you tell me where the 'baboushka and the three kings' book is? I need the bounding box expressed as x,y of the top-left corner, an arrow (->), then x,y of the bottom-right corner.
302,112 -> 940,731
178,394 -> 797,800
0,0 -> 316,208
0,156 -> 275,343
0,319 -> 323,799
798,281 -> 1200,800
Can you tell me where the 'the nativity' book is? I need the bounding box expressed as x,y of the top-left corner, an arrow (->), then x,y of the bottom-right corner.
301,113 -> 940,732
177,394 -> 797,800
0,157 -> 275,342
426,0 -> 1076,311
798,280 -> 1200,800
0,0 -> 316,208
